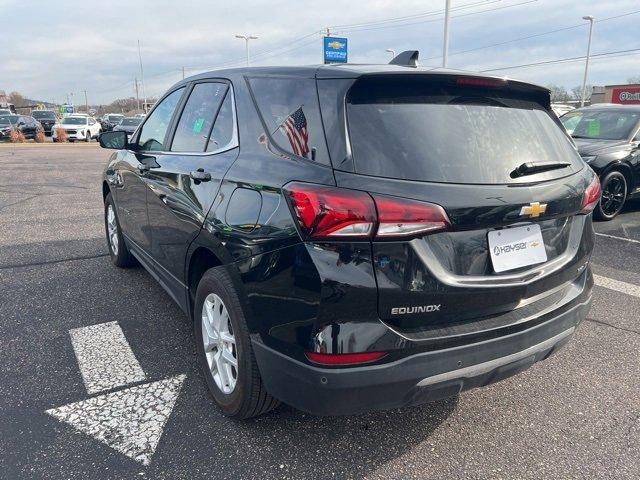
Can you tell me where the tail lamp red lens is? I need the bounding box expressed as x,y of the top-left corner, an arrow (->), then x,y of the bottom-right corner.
285,183 -> 376,238
373,194 -> 451,237
581,175 -> 602,213
284,183 -> 450,240
306,351 -> 387,365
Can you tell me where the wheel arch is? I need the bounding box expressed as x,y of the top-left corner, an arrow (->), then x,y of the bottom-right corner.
102,180 -> 111,201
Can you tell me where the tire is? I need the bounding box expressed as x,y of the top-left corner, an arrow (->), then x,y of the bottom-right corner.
104,192 -> 136,267
194,267 -> 279,419
85,130 -> 91,142
595,171 -> 627,221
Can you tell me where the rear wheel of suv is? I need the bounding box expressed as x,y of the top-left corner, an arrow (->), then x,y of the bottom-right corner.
104,192 -> 136,267
194,267 -> 279,419
595,171 -> 627,220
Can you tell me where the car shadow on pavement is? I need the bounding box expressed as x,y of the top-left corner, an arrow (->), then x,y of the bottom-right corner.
233,397 -> 458,475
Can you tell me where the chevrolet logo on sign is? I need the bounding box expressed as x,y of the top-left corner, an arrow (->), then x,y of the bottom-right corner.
327,41 -> 345,50
520,202 -> 547,218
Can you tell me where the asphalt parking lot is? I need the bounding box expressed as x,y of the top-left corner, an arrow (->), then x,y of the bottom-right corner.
1,144 -> 639,480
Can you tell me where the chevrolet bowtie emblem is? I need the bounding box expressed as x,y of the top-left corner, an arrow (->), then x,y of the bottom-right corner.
520,202 -> 547,217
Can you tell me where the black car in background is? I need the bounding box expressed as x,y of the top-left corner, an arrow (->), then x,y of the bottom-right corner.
31,110 -> 58,135
99,113 -> 125,132
99,60 -> 596,418
0,114 -> 43,140
561,105 -> 640,220
113,117 -> 142,138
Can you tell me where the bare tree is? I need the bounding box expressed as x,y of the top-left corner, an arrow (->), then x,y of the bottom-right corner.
546,84 -> 571,102
571,85 -> 592,101
628,75 -> 640,84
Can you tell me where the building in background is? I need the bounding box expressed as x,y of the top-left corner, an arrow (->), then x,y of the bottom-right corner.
591,83 -> 640,105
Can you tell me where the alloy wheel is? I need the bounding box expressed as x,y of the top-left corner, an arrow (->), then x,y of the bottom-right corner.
600,175 -> 626,217
201,293 -> 238,394
106,204 -> 119,255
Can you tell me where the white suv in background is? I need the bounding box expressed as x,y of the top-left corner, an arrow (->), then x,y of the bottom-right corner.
52,115 -> 101,142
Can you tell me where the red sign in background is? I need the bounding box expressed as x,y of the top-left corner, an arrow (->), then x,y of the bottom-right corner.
611,86 -> 640,104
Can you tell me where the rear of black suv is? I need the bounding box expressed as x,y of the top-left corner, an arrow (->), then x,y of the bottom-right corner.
251,70 -> 597,415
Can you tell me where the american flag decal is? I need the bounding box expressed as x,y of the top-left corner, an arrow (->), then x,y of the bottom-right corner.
279,107 -> 309,158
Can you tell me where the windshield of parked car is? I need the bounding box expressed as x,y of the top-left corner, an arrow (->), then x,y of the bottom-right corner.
346,76 -> 583,184
561,109 -> 640,140
107,115 -> 123,123
120,118 -> 141,126
62,117 -> 87,125
32,111 -> 56,120
0,115 -> 18,125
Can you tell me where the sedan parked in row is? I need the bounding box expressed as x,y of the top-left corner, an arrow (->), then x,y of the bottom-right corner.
31,110 -> 58,136
561,104 -> 640,219
53,115 -> 101,142
113,117 -> 142,138
0,114 -> 43,140
99,114 -> 124,132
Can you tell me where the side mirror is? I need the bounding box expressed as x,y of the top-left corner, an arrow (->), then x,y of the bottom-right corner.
99,130 -> 129,150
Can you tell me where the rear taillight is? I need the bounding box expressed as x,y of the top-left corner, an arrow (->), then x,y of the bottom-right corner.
581,175 -> 602,214
285,183 -> 376,239
284,183 -> 450,240
373,194 -> 450,237
306,351 -> 387,365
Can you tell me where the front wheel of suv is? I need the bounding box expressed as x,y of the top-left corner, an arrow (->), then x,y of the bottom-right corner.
595,171 -> 627,221
104,192 -> 136,267
194,267 -> 279,419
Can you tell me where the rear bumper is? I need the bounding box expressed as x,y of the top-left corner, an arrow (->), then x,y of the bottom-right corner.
253,294 -> 591,415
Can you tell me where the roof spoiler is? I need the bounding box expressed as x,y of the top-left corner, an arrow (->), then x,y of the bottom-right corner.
389,50 -> 419,67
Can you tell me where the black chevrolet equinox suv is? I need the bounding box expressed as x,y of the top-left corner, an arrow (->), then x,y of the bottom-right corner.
100,58 -> 598,418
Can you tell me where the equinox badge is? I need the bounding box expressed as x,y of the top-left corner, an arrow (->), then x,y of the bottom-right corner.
520,202 -> 547,218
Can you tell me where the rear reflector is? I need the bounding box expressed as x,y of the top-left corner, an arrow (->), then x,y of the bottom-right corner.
306,351 -> 387,365
373,194 -> 450,237
284,183 -> 450,240
581,175 -> 602,213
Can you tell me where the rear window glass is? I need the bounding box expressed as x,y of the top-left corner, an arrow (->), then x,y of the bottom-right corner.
248,76 -> 330,165
346,76 -> 583,184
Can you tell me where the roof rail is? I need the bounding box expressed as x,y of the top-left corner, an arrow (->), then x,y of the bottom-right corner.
389,50 -> 419,67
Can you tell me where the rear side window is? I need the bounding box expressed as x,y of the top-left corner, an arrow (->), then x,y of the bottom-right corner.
172,82 -> 228,152
248,77 -> 330,164
346,76 -> 583,184
206,90 -> 234,152
137,87 -> 184,152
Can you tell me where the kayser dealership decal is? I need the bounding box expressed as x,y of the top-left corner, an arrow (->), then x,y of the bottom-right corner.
612,86 -> 640,104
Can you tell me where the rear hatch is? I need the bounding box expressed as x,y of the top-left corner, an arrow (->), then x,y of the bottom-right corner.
329,74 -> 595,340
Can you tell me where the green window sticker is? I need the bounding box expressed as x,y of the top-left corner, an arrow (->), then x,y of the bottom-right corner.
587,119 -> 600,137
193,118 -> 205,134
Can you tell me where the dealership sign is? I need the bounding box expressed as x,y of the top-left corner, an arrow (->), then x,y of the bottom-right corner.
323,36 -> 348,64
612,87 -> 640,105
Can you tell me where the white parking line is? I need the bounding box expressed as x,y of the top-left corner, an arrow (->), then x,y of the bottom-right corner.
594,274 -> 640,299
595,232 -> 640,245
70,321 -> 146,394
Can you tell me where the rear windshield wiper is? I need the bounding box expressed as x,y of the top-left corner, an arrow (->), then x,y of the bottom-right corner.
510,161 -> 571,178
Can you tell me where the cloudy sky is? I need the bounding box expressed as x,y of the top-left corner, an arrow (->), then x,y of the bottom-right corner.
2,0 -> 638,105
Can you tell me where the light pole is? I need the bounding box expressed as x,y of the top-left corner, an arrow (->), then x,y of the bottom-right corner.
235,34 -> 258,66
385,49 -> 396,59
580,15 -> 594,107
442,0 -> 451,68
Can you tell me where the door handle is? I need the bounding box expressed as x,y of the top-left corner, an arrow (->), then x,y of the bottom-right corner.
190,169 -> 211,182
